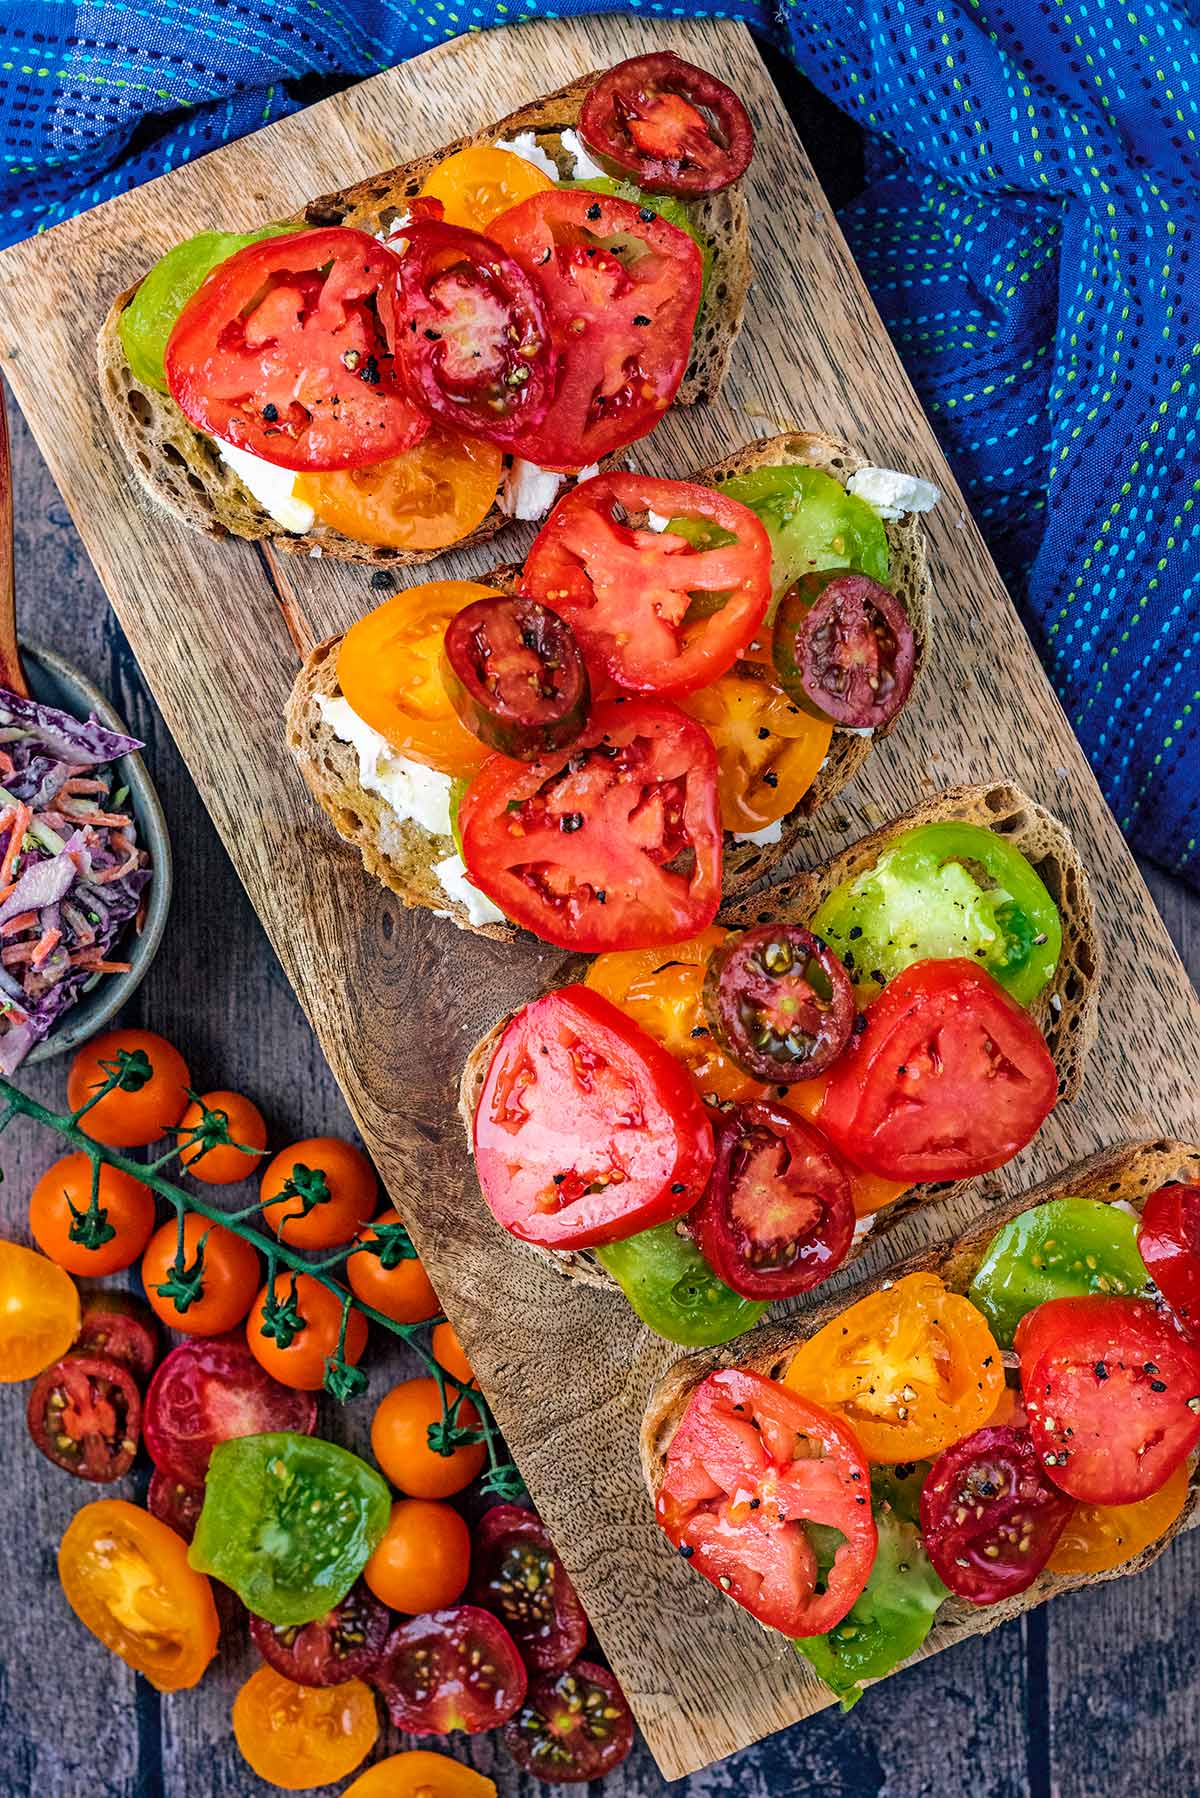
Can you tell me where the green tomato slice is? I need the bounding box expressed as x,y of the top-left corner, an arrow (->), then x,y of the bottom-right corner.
720,464 -> 890,600
119,222 -> 304,394
189,1432 -> 390,1626
968,1196 -> 1150,1348
810,820 -> 1063,1006
596,1220 -> 768,1347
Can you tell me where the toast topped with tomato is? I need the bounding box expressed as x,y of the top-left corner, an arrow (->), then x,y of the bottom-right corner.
285,431 -> 934,936
639,1140 -> 1200,1708
97,56 -> 755,566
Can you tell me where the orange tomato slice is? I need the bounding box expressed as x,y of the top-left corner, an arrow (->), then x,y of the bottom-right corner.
344,1753 -> 496,1798
1046,1462 -> 1191,1576
233,1667 -> 378,1789
779,1074 -> 909,1217
678,668 -> 832,835
295,423 -> 503,551
419,145 -> 556,233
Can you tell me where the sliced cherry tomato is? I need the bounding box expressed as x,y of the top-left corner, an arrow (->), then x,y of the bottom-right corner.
27,1352 -> 141,1482
29,1153 -> 156,1277
777,1075 -> 909,1219
247,1273 -> 368,1391
250,1578 -> 392,1687
1138,1182 -> 1200,1337
296,422 -> 503,549
68,1027 -> 191,1148
693,1100 -> 854,1300
232,1666 -> 379,1790
144,1333 -> 317,1485
373,1606 -> 527,1734
0,1238 -> 80,1382
579,53 -> 754,197
503,1660 -> 634,1783
141,1212 -> 261,1336
919,1424 -> 1073,1604
473,985 -> 714,1250
784,1272 -> 1005,1462
818,959 -> 1058,1183
459,699 -> 723,950
1016,1295 -> 1200,1503
58,1499 -> 219,1691
1046,1461 -> 1191,1575
657,1368 -> 876,1636
442,594 -> 590,759
420,144 -> 556,233
489,190 -> 701,469
363,1498 -> 471,1614
147,1469 -> 205,1543
338,581 -> 496,776
344,1752 -> 497,1798
678,669 -> 833,834
703,924 -> 856,1084
468,1504 -> 588,1674
773,570 -> 915,729
166,226 -> 429,471
261,1135 -> 377,1250
178,1089 -> 268,1184
523,475 -> 770,696
371,1377 -> 486,1498
76,1291 -> 159,1382
348,1212 -> 441,1323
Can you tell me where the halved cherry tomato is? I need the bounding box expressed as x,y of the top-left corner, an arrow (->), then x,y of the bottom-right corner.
58,1498 -> 219,1691
1016,1295 -> 1200,1503
68,1027 -> 191,1148
784,1272 -> 1005,1462
657,1368 -> 876,1636
338,581 -> 496,776
375,1606 -> 527,1733
232,1666 -> 378,1789
1046,1461 -> 1191,1575
0,1238 -> 80,1382
773,570 -> 916,729
29,1153 -> 156,1275
76,1291 -> 159,1381
1137,1182 -> 1200,1337
141,1213 -> 260,1336
777,1074 -> 909,1218
247,1274 -> 368,1391
489,190 -> 701,469
144,1333 -> 317,1485
420,144 -> 556,233
166,227 -> 429,471
363,1498 -> 471,1613
371,1376 -> 486,1497
692,1100 -> 854,1300
678,669 -> 833,834
920,1424 -> 1073,1604
344,1753 -> 496,1798
818,959 -> 1058,1183
523,475 -> 770,696
703,924 -> 856,1084
348,1212 -> 441,1323
178,1090 -> 268,1185
459,699 -> 723,950
432,1320 -> 474,1386
467,1504 -> 588,1674
250,1578 -> 392,1686
473,985 -> 714,1250
261,1135 -> 377,1249
442,594 -> 590,759
296,422 -> 503,549
503,1660 -> 635,1783
579,53 -> 754,197
147,1468 -> 205,1543
28,1352 -> 141,1482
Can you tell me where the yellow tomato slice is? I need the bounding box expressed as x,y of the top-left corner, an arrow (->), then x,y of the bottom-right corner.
0,1238 -> 80,1382
779,1075 -> 909,1217
1047,1463 -> 1191,1576
678,668 -> 833,834
345,1753 -> 497,1798
233,1667 -> 379,1790
338,581 -> 498,776
295,423 -> 503,551
420,145 -> 557,233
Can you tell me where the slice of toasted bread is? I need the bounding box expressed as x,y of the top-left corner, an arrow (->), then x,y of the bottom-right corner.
639,1139 -> 1200,1667
96,75 -> 751,567
455,780 -> 1100,1299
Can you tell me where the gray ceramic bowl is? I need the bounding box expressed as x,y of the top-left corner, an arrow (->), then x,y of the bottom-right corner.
20,642 -> 172,1065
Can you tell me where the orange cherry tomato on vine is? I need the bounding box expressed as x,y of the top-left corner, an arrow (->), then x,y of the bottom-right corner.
178,1090 -> 268,1185
419,144 -> 556,233
371,1377 -> 486,1498
247,1273 -> 368,1391
262,1136 -> 378,1249
343,1753 -> 496,1798
295,423 -> 503,551
1046,1462 -> 1191,1576
232,1666 -> 378,1790
0,1238 -> 80,1382
29,1153 -> 156,1276
432,1320 -> 475,1388
141,1213 -> 260,1336
347,1213 -> 440,1324
67,1028 -> 191,1148
58,1498 -> 219,1690
364,1498 -> 471,1613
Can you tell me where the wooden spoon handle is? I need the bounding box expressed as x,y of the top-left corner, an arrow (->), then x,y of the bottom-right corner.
0,379 -> 30,699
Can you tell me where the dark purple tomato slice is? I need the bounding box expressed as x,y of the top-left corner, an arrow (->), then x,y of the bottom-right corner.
920,1424 -> 1074,1604
502,1659 -> 635,1784
372,1605 -> 527,1734
250,1578 -> 393,1687
1138,1183 -> 1200,1338
143,1333 -> 317,1486
441,595 -> 590,760
75,1291 -> 159,1383
27,1352 -> 141,1482
692,1100 -> 854,1300
147,1467 -> 206,1543
467,1504 -> 588,1673
773,570 -> 915,729
579,53 -> 754,197
702,923 -> 856,1083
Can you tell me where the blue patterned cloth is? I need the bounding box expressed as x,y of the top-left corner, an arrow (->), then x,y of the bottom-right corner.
2,2 -> 1197,879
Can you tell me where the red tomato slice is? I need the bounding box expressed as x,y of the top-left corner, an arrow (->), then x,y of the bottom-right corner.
522,474 -> 771,696
473,985 -> 714,1250
467,1505 -> 588,1674
502,1660 -> 634,1783
818,959 -> 1058,1183
657,1368 -> 876,1637
459,698 -> 723,951
165,227 -> 429,470
143,1334 -> 317,1486
1138,1183 -> 1200,1338
374,1606 -> 527,1734
579,53 -> 755,197
249,1579 -> 392,1687
919,1424 -> 1073,1604
488,190 -> 701,469
1016,1295 -> 1200,1504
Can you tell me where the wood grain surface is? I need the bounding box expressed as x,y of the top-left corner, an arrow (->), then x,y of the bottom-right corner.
0,16 -> 1198,1781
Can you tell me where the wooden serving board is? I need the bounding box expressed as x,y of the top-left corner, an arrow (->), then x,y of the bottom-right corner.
1,17 -> 1198,1779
